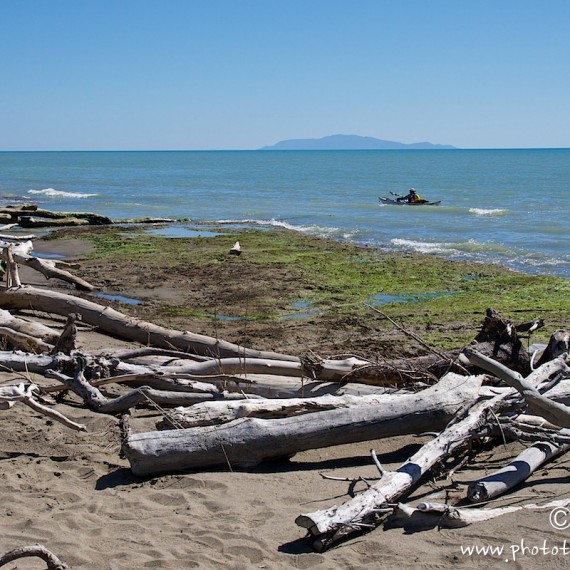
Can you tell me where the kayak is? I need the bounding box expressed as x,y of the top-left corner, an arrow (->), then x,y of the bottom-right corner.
379,196 -> 442,206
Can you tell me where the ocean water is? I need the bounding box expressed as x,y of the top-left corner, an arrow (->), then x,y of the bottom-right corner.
0,149 -> 568,278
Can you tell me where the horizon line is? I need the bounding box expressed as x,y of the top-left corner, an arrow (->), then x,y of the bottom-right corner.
1,147 -> 570,152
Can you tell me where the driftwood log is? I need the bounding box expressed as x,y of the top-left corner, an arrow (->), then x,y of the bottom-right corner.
122,372 -> 483,476
467,441 -> 569,503
16,253 -> 95,291
1,238 -> 95,290
0,308 -> 60,343
0,204 -> 112,227
0,383 -> 86,431
0,349 -> 388,402
158,390 -> 423,429
389,498 -> 570,530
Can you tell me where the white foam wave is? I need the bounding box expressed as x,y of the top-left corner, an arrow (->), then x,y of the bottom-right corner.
215,218 -> 342,236
391,238 -> 449,254
391,237 -> 512,256
454,239 -> 511,254
469,208 -> 508,216
28,188 -> 98,198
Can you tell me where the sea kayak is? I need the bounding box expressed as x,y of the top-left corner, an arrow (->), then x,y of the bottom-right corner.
379,196 -> 442,206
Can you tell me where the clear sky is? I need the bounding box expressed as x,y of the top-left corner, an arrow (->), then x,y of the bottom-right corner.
1,0 -> 569,150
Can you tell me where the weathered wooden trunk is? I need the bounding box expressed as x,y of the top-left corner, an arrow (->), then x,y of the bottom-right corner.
123,373 -> 483,476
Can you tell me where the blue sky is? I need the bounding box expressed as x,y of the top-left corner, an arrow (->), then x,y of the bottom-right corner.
1,0 -> 569,150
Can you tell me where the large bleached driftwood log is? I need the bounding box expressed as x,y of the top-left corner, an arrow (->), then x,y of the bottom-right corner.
112,355 -> 367,382
122,372 -> 483,476
159,391 -> 419,429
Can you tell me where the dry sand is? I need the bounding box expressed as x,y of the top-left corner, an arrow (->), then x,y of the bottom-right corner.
0,238 -> 569,569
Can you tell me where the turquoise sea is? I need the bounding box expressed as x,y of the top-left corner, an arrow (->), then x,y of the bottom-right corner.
0,149 -> 568,278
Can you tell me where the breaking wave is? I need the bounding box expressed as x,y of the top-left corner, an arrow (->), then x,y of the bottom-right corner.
390,238 -> 450,255
390,237 -> 512,257
469,208 -> 508,216
28,188 -> 98,198
215,217 -> 348,238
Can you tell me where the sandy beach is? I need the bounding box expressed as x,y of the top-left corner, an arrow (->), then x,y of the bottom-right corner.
0,233 -> 569,570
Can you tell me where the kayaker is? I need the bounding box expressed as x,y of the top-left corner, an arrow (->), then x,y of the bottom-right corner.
398,188 -> 423,203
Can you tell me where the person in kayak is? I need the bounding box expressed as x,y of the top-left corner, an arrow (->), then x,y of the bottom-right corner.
398,188 -> 423,203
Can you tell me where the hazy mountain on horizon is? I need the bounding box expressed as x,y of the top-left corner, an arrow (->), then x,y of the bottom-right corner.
259,134 -> 457,150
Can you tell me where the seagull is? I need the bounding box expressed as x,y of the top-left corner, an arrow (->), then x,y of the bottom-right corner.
229,241 -> 241,256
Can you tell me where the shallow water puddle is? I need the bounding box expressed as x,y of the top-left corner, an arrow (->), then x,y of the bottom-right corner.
92,292 -> 142,305
199,300 -> 320,321
33,252 -> 65,260
370,291 -> 455,305
281,300 -> 319,320
203,313 -> 249,321
144,226 -> 222,238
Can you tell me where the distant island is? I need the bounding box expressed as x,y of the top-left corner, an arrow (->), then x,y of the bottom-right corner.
259,134 -> 457,150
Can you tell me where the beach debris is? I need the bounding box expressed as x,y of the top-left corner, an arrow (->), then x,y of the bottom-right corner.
0,251 -> 568,552
0,285 -> 297,361
158,391 -> 421,429
463,346 -> 570,428
0,239 -> 95,291
2,243 -> 22,287
0,382 -> 86,431
296,353 -> 569,549
229,240 -> 241,255
50,312 -> 81,355
0,203 -> 112,227
0,544 -> 69,569
467,440 -> 569,503
388,498 -> 570,530
0,308 -> 60,344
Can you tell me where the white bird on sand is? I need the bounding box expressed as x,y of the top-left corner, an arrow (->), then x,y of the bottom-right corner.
229,241 -> 241,256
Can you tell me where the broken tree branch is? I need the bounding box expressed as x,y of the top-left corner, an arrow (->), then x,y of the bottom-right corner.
463,347 -> 570,428
0,544 -> 68,569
